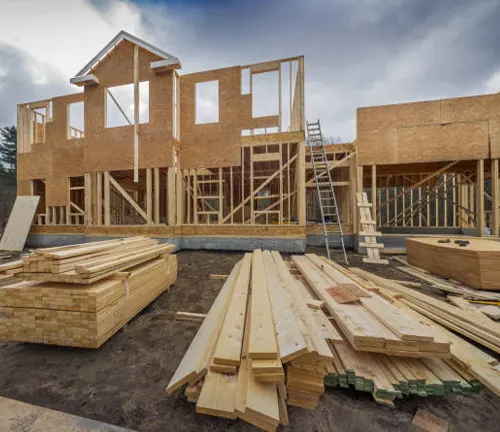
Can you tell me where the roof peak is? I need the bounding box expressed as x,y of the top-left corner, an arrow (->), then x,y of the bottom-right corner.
71,30 -> 181,79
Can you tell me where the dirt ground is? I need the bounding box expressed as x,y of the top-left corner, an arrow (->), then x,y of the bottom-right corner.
1,249 -> 500,431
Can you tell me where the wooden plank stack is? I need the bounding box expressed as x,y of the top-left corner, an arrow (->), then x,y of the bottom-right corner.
167,250 -> 485,430
20,236 -> 174,283
407,237 -> 500,290
0,260 -> 23,287
350,267 -> 500,397
0,237 -> 177,348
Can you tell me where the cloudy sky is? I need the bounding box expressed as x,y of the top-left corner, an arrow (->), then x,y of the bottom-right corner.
1,0 -> 500,141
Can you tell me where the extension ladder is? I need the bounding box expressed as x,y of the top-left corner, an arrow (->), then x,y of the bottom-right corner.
306,120 -> 348,264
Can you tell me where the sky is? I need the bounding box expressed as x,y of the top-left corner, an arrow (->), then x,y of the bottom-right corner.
1,0 -> 500,141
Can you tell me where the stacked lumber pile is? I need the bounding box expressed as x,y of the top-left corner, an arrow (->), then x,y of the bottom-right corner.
393,255 -> 500,320
0,260 -> 23,287
0,237 -> 177,348
168,250 -> 485,430
292,254 -> 450,358
21,237 -> 174,284
350,267 -> 500,397
406,237 -> 500,290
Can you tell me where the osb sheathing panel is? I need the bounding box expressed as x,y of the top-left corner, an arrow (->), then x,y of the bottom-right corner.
398,121 -> 489,163
490,119 -> 500,158
17,93 -> 85,206
357,100 -> 442,131
180,67 -> 250,169
17,180 -> 31,195
357,128 -> 398,165
441,94 -> 500,123
357,93 -> 500,165
84,39 -> 175,172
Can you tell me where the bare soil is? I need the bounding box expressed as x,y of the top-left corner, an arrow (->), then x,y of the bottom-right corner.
0,249 -> 499,431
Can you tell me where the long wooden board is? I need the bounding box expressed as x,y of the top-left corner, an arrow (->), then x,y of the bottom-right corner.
248,250 -> 278,359
166,260 -> 241,393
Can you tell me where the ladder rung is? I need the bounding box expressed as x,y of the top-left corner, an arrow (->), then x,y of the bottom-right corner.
359,231 -> 382,236
359,242 -> 384,249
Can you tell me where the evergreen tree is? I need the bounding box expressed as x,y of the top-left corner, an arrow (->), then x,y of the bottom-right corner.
0,125 -> 16,172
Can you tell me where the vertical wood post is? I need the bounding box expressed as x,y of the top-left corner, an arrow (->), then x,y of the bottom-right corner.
133,44 -> 139,182
104,171 -> 111,225
146,168 -> 152,225
218,167 -> 223,224
154,168 -> 160,224
476,159 -> 485,235
167,167 -> 176,225
176,166 -> 184,225
371,165 -> 376,225
297,140 -> 306,225
96,172 -> 102,226
84,172 -> 92,226
492,159 -> 499,236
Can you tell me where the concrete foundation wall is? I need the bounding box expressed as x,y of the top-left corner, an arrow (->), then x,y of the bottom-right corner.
26,234 -> 305,253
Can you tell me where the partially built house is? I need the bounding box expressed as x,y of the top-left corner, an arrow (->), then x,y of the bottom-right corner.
17,31 -> 500,252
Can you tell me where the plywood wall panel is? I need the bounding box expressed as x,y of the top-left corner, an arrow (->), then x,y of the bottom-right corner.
84,40 -> 174,172
180,66 -> 244,168
17,150 -> 52,181
356,128 -> 398,166
490,119 -> 500,159
397,121 -> 489,163
357,93 -> 500,165
357,100 -> 441,131
46,175 -> 68,207
17,180 -> 31,195
441,94 -> 500,123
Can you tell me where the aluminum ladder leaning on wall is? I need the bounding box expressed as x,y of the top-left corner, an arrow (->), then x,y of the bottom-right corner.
306,119 -> 348,264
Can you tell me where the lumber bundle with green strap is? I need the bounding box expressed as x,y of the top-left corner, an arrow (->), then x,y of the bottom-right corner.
167,251 -> 482,430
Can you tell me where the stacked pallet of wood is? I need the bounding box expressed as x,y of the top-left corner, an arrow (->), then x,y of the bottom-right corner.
350,267 -> 500,397
167,250 -> 482,430
0,238 -> 177,348
406,237 -> 500,290
21,237 -> 174,284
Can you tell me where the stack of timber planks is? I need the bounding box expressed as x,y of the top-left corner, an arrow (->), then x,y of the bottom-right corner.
0,237 -> 177,348
350,267 -> 500,398
0,260 -> 23,287
167,250 -> 485,430
21,236 -> 174,283
406,237 -> 500,290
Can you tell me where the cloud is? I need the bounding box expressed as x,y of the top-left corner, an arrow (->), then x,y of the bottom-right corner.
1,0 -> 500,141
0,44 -> 71,126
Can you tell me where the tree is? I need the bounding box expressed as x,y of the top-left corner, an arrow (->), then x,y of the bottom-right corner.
0,125 -> 17,172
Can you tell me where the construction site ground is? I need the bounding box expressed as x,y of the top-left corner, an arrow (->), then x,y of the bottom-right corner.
0,248 -> 499,432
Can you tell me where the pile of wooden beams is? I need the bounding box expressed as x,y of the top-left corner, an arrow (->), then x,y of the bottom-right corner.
0,237 -> 177,348
392,255 -> 500,320
20,237 -> 174,283
0,260 -> 23,287
292,254 -> 449,357
167,250 -> 485,430
406,237 -> 500,290
350,267 -> 500,397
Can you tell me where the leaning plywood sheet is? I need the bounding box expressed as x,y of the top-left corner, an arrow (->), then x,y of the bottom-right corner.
0,196 -> 39,251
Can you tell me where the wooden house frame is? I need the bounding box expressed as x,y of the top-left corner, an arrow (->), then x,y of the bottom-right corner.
17,31 -> 500,251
